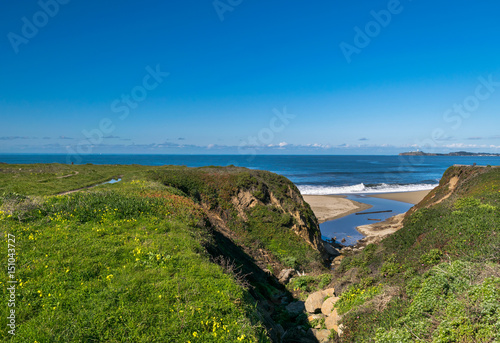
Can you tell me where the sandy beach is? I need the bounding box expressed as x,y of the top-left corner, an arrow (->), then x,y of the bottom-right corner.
304,190 -> 430,223
367,190 -> 431,204
304,190 -> 432,246
303,195 -> 372,223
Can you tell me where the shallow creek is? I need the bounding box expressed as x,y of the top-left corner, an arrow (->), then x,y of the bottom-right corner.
319,195 -> 413,246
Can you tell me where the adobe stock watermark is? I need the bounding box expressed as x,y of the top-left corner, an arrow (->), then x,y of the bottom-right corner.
213,0 -> 243,22
387,74 -> 500,184
339,0 -> 411,63
6,234 -> 17,336
7,0 -> 71,54
237,107 -> 295,161
414,74 -> 499,151
66,65 -> 169,164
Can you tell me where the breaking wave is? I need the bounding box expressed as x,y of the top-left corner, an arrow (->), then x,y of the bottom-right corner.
298,183 -> 438,195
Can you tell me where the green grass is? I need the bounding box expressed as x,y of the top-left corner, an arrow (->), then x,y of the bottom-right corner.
288,274 -> 333,293
332,166 -> 500,342
0,171 -> 272,342
148,167 -> 324,271
0,163 -> 154,196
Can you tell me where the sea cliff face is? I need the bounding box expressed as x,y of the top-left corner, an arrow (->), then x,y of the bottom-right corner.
407,164 -> 500,216
148,166 -> 327,270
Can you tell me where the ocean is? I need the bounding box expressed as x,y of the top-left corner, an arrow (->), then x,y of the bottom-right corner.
1,154 -> 499,195
2,153 -> 499,245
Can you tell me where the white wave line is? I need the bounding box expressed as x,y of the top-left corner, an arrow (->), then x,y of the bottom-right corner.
298,183 -> 438,195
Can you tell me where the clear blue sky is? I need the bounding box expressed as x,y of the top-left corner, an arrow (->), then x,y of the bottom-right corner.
1,0 -> 500,155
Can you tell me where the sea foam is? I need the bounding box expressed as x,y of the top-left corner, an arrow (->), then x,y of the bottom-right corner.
298,183 -> 438,195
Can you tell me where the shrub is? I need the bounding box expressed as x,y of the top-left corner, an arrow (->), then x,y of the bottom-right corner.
336,284 -> 382,315
290,275 -> 316,291
420,248 -> 443,266
282,256 -> 298,268
454,197 -> 481,209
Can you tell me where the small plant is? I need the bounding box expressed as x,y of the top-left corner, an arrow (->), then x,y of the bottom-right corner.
282,256 -> 298,268
454,197 -> 481,209
318,274 -> 333,289
212,255 -> 251,289
420,248 -> 443,266
290,275 -> 316,291
336,284 -> 382,315
360,276 -> 375,288
288,274 -> 333,292
309,317 -> 326,330
381,255 -> 399,277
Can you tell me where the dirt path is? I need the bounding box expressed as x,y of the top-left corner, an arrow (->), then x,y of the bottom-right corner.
56,171 -> 80,179
56,177 -> 122,196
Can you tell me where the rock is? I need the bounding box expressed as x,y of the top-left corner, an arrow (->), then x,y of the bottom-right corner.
278,268 -> 295,283
263,268 -> 273,275
305,290 -> 327,313
341,246 -> 352,253
338,324 -> 345,336
331,255 -> 344,266
308,328 -> 331,343
285,301 -> 305,317
307,314 -> 324,329
325,309 -> 340,331
324,288 -> 336,297
321,296 -> 339,316
323,241 -> 340,256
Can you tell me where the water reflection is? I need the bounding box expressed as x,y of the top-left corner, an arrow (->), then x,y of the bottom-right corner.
320,195 -> 413,246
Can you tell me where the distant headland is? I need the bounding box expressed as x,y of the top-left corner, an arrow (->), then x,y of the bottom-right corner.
399,150 -> 500,157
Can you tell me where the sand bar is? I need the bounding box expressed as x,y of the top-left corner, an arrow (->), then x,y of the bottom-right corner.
303,195 -> 373,223
367,190 -> 431,204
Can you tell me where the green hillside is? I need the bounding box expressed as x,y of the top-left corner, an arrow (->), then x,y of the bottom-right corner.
1,163 -> 498,342
333,166 -> 500,342
0,164 -> 325,342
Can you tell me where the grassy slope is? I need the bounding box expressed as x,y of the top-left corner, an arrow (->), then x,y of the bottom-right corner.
0,165 -> 270,342
0,163 -> 145,196
332,166 -> 500,342
0,163 -> 326,342
148,167 -> 323,271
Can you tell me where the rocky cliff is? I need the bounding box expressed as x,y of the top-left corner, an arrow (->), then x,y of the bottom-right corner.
148,166 -> 327,271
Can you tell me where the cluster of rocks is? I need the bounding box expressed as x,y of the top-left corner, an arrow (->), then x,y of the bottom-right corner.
306,288 -> 342,342
328,240 -> 367,269
285,288 -> 343,343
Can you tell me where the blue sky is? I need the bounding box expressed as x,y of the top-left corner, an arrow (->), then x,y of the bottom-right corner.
1,0 -> 500,155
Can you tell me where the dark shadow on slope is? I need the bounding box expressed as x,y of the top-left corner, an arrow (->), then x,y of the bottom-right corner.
206,228 -> 320,343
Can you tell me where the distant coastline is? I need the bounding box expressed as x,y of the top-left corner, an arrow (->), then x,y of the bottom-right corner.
399,150 -> 500,157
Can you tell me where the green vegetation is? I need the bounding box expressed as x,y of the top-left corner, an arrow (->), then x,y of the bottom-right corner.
332,166 -> 500,342
3,162 -> 498,342
0,177 -> 269,342
148,167 -> 323,270
0,164 -> 330,343
0,163 -> 328,342
288,274 -> 333,293
0,163 -> 150,196
335,284 -> 382,315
